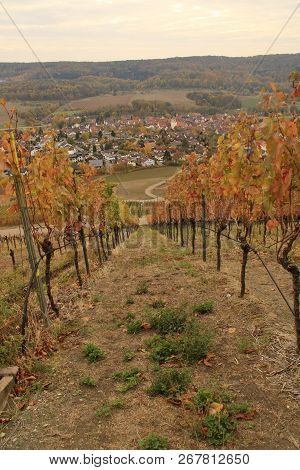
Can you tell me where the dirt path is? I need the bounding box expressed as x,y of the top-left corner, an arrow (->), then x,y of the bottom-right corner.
1,228 -> 299,450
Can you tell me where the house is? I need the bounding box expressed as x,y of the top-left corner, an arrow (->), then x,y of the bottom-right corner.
142,158 -> 155,167
89,159 -> 104,168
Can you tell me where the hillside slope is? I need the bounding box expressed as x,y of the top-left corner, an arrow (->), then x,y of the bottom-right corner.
1,227 -> 299,450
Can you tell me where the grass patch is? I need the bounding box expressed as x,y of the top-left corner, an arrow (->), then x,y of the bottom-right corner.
96,403 -> 111,419
80,375 -> 96,387
110,397 -> 126,409
127,320 -> 143,335
180,321 -> 213,364
0,335 -> 23,368
112,367 -> 141,393
92,294 -> 102,303
31,360 -> 52,374
135,281 -> 149,295
192,301 -> 214,315
193,389 -> 213,412
149,307 -> 187,336
151,299 -> 166,309
123,350 -> 135,362
202,414 -> 236,447
238,337 -> 255,354
149,337 -> 180,363
191,387 -> 254,446
138,432 -> 169,450
148,367 -> 190,398
83,343 -> 105,363
125,297 -> 135,305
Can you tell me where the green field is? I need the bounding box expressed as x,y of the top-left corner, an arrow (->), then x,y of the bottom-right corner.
65,89 -> 261,113
105,166 -> 178,200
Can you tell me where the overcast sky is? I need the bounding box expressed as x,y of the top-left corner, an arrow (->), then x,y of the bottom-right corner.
0,0 -> 299,62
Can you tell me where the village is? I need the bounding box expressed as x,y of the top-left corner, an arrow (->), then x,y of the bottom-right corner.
27,112 -> 236,173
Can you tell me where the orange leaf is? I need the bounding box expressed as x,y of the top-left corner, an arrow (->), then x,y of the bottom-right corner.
208,402 -> 224,415
141,322 -> 152,330
236,410 -> 256,420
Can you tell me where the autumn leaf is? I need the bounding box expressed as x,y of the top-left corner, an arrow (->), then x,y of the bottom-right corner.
208,402 -> 224,415
235,410 -> 256,420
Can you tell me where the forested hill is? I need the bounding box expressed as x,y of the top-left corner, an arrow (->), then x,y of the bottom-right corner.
0,53 -> 299,102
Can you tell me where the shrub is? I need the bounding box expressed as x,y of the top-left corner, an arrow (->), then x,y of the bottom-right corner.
203,414 -> 236,447
127,320 -> 143,335
180,321 -> 212,364
80,376 -> 96,387
150,337 -> 180,363
192,301 -> 214,315
150,308 -> 187,336
83,343 -> 105,363
138,432 -> 169,450
148,367 -> 190,398
135,281 -> 148,295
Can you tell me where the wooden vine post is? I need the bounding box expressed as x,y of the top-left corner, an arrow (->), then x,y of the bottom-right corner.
8,131 -> 49,323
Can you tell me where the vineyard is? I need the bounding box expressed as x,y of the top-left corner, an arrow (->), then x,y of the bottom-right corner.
0,76 -> 299,450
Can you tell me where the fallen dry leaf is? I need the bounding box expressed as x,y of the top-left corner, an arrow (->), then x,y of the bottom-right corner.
203,352 -> 215,367
141,322 -> 151,330
16,401 -> 26,410
235,410 -> 257,420
244,348 -> 257,354
166,397 -> 182,406
208,402 -> 224,415
228,328 -> 236,334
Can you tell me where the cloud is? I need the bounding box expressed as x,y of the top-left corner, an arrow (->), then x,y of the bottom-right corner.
0,0 -> 298,61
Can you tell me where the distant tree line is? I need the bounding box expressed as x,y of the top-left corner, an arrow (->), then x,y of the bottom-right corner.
186,92 -> 242,114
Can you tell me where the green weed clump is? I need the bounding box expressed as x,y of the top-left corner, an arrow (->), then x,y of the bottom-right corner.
125,297 -> 135,305
112,368 -> 141,393
148,367 -> 190,398
192,301 -> 214,315
127,320 -> 143,335
193,389 -> 213,412
180,321 -> 212,364
96,398 -> 125,418
149,337 -> 180,363
151,299 -> 166,309
0,335 -> 23,368
123,350 -> 135,362
31,360 -> 52,374
192,387 -> 254,447
202,414 -> 236,447
135,281 -> 148,295
83,343 -> 105,363
150,308 -> 187,336
80,376 -> 96,387
138,432 -> 169,450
